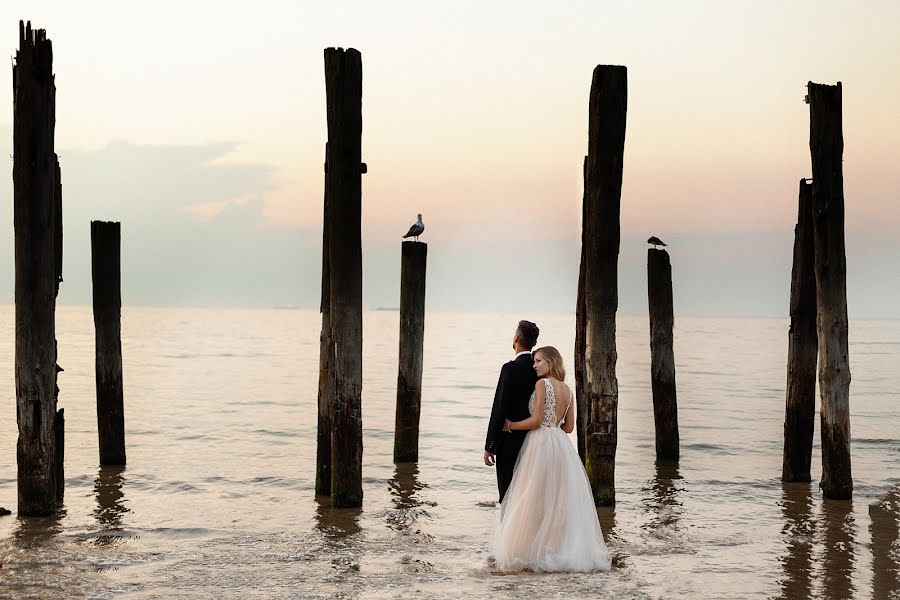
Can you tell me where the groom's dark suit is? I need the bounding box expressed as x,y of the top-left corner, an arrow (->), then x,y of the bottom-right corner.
485,351 -> 539,503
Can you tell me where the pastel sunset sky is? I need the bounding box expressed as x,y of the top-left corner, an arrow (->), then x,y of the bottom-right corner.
1,1 -> 898,315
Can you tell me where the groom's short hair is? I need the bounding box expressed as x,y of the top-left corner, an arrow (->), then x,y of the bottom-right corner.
516,320 -> 540,350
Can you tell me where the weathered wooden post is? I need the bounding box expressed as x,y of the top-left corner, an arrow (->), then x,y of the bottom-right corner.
394,241 -> 427,462
808,82 -> 852,500
324,47 -> 364,508
583,65 -> 627,506
782,179 -> 817,482
315,143 -> 334,496
647,248 -> 679,461
91,221 -> 126,466
14,21 -> 64,516
575,155 -> 588,464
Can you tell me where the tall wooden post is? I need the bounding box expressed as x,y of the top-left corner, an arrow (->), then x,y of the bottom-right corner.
324,47 -> 364,508
782,179 -> 817,482
575,155 -> 588,464
583,65 -> 627,506
808,82 -> 852,500
14,21 -> 64,516
91,221 -> 126,466
316,143 -> 335,496
648,248 -> 679,461
394,241 -> 427,462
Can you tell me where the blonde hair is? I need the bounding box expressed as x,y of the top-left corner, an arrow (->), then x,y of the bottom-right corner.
534,346 -> 566,381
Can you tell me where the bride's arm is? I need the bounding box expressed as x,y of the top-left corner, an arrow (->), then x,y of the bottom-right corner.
505,381 -> 544,431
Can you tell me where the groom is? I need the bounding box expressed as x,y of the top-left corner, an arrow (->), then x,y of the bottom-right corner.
483,320 -> 540,504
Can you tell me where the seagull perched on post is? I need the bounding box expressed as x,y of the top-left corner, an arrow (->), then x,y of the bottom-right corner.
403,214 -> 425,242
647,236 -> 667,249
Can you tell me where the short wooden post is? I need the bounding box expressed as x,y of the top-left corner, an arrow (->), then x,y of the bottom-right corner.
583,65 -> 627,506
324,47 -> 364,508
394,241 -> 427,462
575,155 -> 588,464
91,221 -> 126,466
315,143 -> 334,496
647,248 -> 679,461
782,179 -> 817,482
14,21 -> 64,516
808,82 -> 852,500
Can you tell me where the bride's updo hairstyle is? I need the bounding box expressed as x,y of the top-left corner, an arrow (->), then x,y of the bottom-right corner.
534,346 -> 566,381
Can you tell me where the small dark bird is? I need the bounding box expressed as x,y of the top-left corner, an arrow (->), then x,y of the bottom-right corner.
647,236 -> 667,249
403,214 -> 425,242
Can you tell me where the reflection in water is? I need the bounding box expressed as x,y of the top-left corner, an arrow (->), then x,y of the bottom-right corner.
821,499 -> 856,600
777,483 -> 814,600
869,487 -> 900,599
314,495 -> 362,539
386,463 -> 435,538
597,506 -> 617,546
642,462 -> 683,532
93,466 -> 129,533
12,509 -> 67,549
390,463 -> 425,511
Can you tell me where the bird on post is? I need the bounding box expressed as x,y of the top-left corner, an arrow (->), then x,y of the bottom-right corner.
647,236 -> 667,249
403,214 -> 425,242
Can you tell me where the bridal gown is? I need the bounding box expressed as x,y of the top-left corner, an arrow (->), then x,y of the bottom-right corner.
492,378 -> 612,573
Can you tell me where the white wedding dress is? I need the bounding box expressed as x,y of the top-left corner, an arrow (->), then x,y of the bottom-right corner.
492,378 -> 612,573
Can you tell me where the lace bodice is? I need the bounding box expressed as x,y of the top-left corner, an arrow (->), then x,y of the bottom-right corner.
528,378 -> 570,429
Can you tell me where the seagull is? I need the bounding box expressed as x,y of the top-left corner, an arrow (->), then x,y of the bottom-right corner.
647,236 -> 667,249
403,214 -> 425,242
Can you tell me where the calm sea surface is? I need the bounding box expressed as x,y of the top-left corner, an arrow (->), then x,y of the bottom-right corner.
0,306 -> 897,598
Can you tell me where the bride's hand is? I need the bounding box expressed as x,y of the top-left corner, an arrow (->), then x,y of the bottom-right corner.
503,419 -> 512,432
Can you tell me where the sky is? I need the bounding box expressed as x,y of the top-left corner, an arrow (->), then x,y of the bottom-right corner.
1,1 -> 898,316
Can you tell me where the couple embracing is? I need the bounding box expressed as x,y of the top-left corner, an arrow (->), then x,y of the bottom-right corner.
483,320 -> 612,573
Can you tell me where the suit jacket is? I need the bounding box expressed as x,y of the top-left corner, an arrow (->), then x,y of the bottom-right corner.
484,352 -> 539,453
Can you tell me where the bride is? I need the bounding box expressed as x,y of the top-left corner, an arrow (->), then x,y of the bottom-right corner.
492,346 -> 612,573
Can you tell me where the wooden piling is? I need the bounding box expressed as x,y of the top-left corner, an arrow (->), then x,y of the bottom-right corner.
647,248 -> 679,461
575,156 -> 588,464
315,143 -> 334,496
91,221 -> 126,466
782,179 -> 817,482
324,47 -> 364,508
808,82 -> 852,500
14,21 -> 64,516
394,241 -> 427,462
583,65 -> 627,506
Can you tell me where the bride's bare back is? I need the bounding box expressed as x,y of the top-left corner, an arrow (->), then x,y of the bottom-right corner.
529,377 -> 574,433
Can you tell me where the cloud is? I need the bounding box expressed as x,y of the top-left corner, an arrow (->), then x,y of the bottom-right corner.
0,134 -> 321,308
0,128 -> 896,317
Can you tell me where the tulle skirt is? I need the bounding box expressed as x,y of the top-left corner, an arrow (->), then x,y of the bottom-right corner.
492,426 -> 612,573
